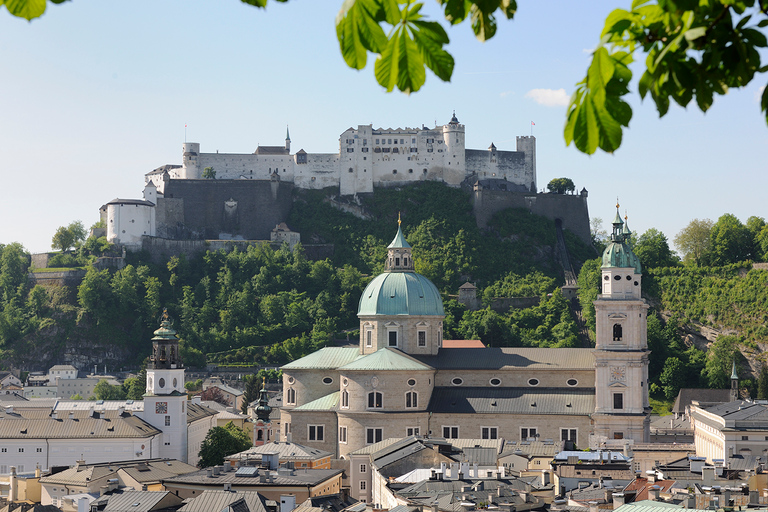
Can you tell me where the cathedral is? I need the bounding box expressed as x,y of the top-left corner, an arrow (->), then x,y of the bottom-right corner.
281,207 -> 651,458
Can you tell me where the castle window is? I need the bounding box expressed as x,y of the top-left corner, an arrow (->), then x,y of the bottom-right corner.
392,147 -> 399,153
287,388 -> 296,405
388,330 -> 398,347
368,391 -> 383,409
482,427 -> 498,439
521,427 -> 537,440
347,148 -> 354,152
443,426 -> 459,439
405,391 -> 418,408
410,147 -> 417,152
404,257 -> 408,266
375,139 -> 380,144
395,257 -> 400,266
339,426 -> 347,443
400,139 -> 404,144
613,393 -> 624,410
375,147 -> 381,153
308,424 -> 324,441
341,390 -> 349,408
257,430 -> 263,441
366,428 -> 383,444
383,148 -> 390,153
366,330 -> 372,347
407,427 -> 420,436
613,324 -> 623,341
412,138 -> 416,143
417,331 -> 426,347
392,169 -> 397,174
613,432 -> 624,439
362,147 -> 368,152
561,428 -> 577,442
423,169 -> 427,173
349,168 -> 353,173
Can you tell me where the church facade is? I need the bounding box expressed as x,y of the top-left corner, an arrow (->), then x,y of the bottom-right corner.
280,209 -> 650,458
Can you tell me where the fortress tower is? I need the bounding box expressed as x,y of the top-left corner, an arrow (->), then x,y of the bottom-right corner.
143,309 -> 189,462
592,207 -> 651,443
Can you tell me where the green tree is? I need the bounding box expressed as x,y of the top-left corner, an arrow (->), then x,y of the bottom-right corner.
546,178 -> 575,195
123,369 -> 146,400
703,335 -> 740,388
633,228 -> 679,269
757,363 -> 768,399
93,379 -> 127,400
241,374 -> 260,414
202,166 -> 216,179
197,421 -> 252,468
51,221 -> 87,252
71,394 -> 83,400
710,214 -> 752,265
674,219 -> 713,266
590,217 -> 608,253
660,357 -> 686,400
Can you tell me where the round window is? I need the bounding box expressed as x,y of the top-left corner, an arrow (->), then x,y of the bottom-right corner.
567,378 -> 578,387
626,275 -> 632,280
603,275 -> 609,281
490,378 -> 501,386
634,281 -> 639,286
451,377 -> 463,386
407,378 -> 417,386
173,378 -> 178,388
342,378 -> 348,387
322,377 -> 333,385
287,376 -> 295,384
528,378 -> 539,386
158,378 -> 165,388
614,275 -> 621,281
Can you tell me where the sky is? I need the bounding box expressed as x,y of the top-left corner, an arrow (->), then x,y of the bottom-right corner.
1,0 -> 766,254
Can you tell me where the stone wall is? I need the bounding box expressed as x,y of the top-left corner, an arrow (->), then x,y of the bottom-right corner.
28,269 -> 87,288
157,179 -> 293,241
472,189 -> 592,246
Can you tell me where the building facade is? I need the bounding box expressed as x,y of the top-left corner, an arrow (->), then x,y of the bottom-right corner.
280,209 -> 650,460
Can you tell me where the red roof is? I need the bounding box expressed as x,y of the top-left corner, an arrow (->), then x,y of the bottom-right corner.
623,477 -> 676,501
442,340 -> 485,348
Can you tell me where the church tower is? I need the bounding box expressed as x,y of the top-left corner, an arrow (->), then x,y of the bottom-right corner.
144,309 -> 188,462
253,377 -> 273,446
592,206 -> 651,444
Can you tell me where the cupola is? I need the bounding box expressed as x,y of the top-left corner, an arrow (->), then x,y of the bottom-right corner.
386,213 -> 414,271
150,308 -> 182,370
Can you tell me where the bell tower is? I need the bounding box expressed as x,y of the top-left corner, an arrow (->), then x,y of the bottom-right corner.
592,205 -> 651,445
144,309 -> 188,462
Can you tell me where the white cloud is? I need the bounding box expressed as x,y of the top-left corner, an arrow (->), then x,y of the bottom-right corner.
525,88 -> 570,107
499,90 -> 514,98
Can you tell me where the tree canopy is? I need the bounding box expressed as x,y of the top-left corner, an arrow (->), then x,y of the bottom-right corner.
51,221 -> 87,253
674,218 -> 713,265
546,178 -> 576,195
198,421 -> 252,468
6,0 -> 766,155
633,228 -> 679,269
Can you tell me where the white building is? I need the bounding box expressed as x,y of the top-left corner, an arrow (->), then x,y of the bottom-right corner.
690,399 -> 768,462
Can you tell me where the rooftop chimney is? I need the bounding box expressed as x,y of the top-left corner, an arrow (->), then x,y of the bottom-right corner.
613,493 -> 625,510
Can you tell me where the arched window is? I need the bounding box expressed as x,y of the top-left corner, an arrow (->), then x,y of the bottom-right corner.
613,323 -> 623,341
405,391 -> 418,408
368,391 -> 383,409
287,388 -> 296,405
257,430 -> 263,441
341,390 -> 349,409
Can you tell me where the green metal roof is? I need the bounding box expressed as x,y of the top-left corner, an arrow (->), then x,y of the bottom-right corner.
294,391 -> 339,411
339,348 -> 433,371
282,347 -> 362,370
358,271 -> 444,316
387,225 -> 411,249
601,240 -> 642,273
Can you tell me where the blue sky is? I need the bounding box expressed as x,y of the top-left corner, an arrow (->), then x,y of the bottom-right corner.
1,0 -> 766,254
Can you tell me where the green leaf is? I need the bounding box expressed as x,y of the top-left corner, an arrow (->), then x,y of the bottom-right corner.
594,100 -> 623,152
470,4 -> 496,41
605,96 -> 632,126
379,0 -> 401,26
440,0 -> 470,25
412,22 -> 455,82
761,81 -> 768,119
240,0 -> 268,7
683,26 -> 707,42
695,78 -> 714,112
4,0 -> 46,19
336,0 -> 389,70
638,71 -> 653,99
375,26 -> 426,93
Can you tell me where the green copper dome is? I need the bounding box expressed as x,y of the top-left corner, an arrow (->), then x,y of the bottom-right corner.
358,271 -> 444,316
601,206 -> 642,274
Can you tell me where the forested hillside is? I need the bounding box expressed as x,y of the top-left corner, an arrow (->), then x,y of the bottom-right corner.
0,183 -> 592,371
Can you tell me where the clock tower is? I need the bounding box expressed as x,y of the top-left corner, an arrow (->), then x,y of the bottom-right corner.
592,206 -> 651,444
144,309 -> 188,462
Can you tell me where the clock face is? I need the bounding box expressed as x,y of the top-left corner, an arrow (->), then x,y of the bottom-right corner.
156,402 -> 168,414
610,366 -> 626,382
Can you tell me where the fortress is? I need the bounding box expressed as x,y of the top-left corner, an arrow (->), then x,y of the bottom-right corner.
102,114 -> 589,251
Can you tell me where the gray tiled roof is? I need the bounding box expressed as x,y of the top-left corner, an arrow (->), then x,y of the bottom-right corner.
428,387 -> 595,415
119,460 -> 200,483
41,459 -> 197,486
162,467 -> 343,488
178,490 -> 267,512
349,437 -> 404,456
0,408 -> 161,439
107,199 -> 155,206
339,348 -> 432,371
90,490 -> 182,512
672,388 -> 731,414
186,402 -> 219,424
282,347 -> 362,370
228,441 -> 332,462
416,347 -> 595,370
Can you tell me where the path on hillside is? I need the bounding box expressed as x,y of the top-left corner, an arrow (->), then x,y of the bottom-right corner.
555,221 -> 592,348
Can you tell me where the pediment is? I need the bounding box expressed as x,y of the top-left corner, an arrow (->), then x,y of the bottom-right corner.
608,313 -> 628,320
609,381 -> 627,388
